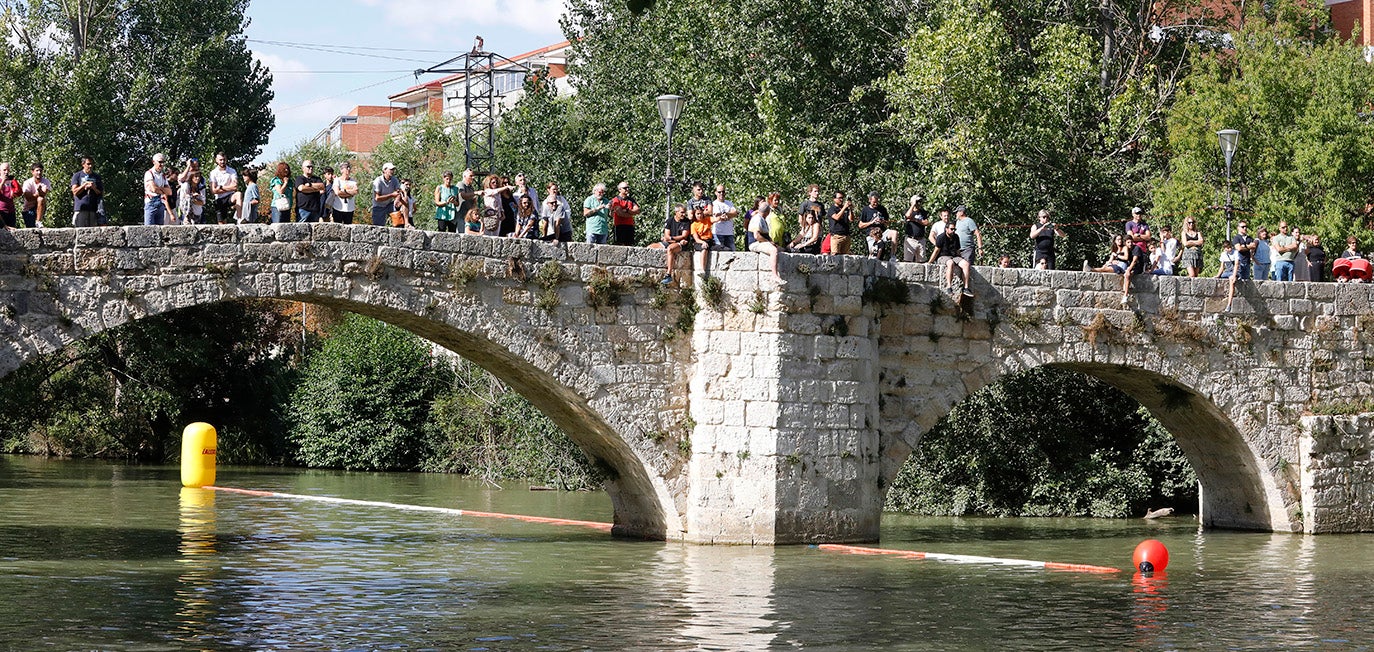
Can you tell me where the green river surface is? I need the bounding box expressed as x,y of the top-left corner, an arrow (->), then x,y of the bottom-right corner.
2,455 -> 1372,651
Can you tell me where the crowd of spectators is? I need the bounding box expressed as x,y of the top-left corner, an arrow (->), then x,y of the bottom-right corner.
4,154 -> 1366,301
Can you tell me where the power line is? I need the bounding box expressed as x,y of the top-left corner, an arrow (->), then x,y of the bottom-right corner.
276,74 -> 415,112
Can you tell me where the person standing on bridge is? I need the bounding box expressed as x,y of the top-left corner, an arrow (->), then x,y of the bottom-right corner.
583,183 -> 611,244
142,154 -> 172,226
330,162 -> 357,225
20,163 -> 51,229
371,163 -> 401,227
70,156 -> 104,228
541,182 -> 572,242
294,160 -> 326,223
954,205 -> 982,264
208,152 -> 240,225
610,181 -> 640,246
902,195 -> 930,262
1029,209 -> 1066,270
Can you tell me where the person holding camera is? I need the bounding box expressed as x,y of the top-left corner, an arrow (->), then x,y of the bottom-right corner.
826,191 -> 854,255
70,157 -> 104,227
903,195 -> 930,262
858,191 -> 899,259
1029,209 -> 1067,269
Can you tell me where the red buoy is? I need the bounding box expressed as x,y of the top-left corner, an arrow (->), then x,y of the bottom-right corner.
1133,539 -> 1169,573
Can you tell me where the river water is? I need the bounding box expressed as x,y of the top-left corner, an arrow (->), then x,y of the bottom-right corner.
2,455 -> 1371,650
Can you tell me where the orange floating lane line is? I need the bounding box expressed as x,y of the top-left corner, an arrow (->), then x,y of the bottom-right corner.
203,485 -> 614,532
1043,561 -> 1122,574
818,543 -> 1119,574
204,485 -> 278,497
460,509 -> 614,531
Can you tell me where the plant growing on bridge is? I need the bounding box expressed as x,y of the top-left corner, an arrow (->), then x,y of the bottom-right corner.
447,260 -> 483,289
747,290 -> 768,315
698,275 -> 731,313
585,267 -> 627,308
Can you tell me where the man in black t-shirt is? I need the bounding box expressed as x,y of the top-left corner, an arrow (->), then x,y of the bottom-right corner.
650,204 -> 692,284
929,220 -> 970,293
903,195 -> 929,262
826,191 -> 853,254
1231,221 -> 1257,281
294,160 -> 326,222
858,192 -> 899,258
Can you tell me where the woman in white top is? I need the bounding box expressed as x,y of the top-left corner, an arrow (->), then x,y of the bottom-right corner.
331,162 -> 358,224
179,171 -> 206,224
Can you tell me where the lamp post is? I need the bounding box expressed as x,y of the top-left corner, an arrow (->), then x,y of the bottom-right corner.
656,94 -> 687,223
1217,129 -> 1240,240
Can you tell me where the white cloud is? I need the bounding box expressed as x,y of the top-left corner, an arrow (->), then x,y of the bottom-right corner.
354,0 -> 566,43
253,51 -> 316,90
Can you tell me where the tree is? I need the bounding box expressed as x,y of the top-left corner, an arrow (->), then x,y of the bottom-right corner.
289,314 -> 450,471
0,300 -> 301,463
0,0 -> 273,225
1152,7 -> 1374,261
879,0 -> 1220,268
885,367 -> 1198,518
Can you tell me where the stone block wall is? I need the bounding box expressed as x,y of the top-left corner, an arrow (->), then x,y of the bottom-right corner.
1301,415 -> 1374,533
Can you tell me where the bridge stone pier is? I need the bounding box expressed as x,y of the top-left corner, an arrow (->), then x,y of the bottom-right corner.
3,224 -> 1374,542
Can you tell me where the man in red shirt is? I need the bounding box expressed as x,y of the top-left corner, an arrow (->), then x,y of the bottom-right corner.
610,181 -> 641,246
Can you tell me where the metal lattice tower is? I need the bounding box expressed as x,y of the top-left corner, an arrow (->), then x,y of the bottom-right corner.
413,41 -> 530,175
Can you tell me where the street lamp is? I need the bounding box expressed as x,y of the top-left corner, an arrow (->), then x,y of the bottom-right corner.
656,94 -> 687,223
1217,129 -> 1240,240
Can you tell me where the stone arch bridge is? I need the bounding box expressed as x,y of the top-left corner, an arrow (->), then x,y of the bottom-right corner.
2,224 -> 1372,543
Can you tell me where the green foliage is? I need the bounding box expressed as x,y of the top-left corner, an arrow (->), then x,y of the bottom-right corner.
0,301 -> 299,463
289,314 -> 449,470
0,0 -> 273,225
1152,8 -> 1374,268
886,367 -> 1198,518
421,359 -> 603,490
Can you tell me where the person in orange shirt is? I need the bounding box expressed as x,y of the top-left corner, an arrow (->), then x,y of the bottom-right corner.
690,205 -> 715,279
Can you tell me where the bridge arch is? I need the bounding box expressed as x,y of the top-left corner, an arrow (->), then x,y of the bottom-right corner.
0,224 -> 694,540
872,269 -> 1303,533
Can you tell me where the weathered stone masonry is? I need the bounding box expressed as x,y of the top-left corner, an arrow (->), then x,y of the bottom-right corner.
3,223 -> 1373,543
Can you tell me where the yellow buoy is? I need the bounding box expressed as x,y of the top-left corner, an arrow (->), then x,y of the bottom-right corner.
180,423 -> 217,488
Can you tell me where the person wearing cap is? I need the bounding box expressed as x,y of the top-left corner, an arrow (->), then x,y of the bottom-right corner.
858,191 -> 899,258
954,205 -> 982,263
1122,206 -> 1151,305
371,162 -> 401,226
434,171 -> 460,233
1029,209 -> 1067,270
294,160 -> 326,223
540,182 -> 572,242
610,181 -> 640,246
142,153 -> 173,225
903,195 -> 930,262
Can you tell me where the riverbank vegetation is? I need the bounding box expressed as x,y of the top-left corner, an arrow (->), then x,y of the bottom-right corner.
0,300 -> 1190,515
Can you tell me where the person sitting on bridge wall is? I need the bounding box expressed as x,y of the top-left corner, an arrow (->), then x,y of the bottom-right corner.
649,204 -> 692,285
929,219 -> 970,294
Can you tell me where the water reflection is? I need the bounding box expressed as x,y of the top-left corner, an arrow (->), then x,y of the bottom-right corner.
175,487 -> 218,647
671,544 -> 778,650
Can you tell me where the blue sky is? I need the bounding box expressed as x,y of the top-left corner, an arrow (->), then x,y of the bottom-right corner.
245,0 -> 566,161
